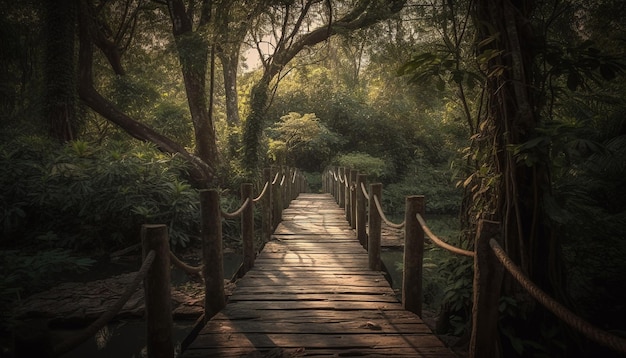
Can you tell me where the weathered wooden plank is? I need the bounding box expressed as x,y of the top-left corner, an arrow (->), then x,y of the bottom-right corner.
212,308 -> 424,322
243,270 -> 386,278
234,277 -> 391,287
228,286 -> 396,297
228,293 -> 399,303
201,319 -> 433,334
182,347 -> 451,357
188,332 -> 448,349
238,274 -> 389,287
221,300 -> 401,311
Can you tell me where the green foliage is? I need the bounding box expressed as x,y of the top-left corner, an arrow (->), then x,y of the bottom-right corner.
398,51 -> 482,92
333,152 -> 391,182
436,254 -> 473,336
267,112 -> 340,171
385,162 -> 462,215
152,102 -> 194,145
0,138 -> 200,251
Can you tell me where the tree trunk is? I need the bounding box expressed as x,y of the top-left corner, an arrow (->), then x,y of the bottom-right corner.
76,1 -> 213,185
219,49 -> 241,126
45,0 -> 77,142
473,0 -> 571,355
166,0 -> 219,187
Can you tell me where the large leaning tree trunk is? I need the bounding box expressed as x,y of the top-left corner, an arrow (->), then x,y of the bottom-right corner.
166,0 -> 219,187
242,0 -> 407,173
76,0 -> 213,185
473,0 -> 569,354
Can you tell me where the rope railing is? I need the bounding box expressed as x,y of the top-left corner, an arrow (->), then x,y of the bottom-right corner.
416,213 -> 474,257
170,251 -> 203,275
271,172 -> 280,185
489,239 -> 626,354
373,194 -> 405,229
53,250 -> 156,357
253,181 -> 269,203
360,182 -> 370,201
221,197 -> 251,219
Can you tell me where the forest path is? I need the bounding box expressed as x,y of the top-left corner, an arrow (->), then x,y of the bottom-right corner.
181,193 -> 456,357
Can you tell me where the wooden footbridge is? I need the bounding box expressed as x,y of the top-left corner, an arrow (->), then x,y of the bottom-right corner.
49,167 -> 626,358
181,193 -> 456,357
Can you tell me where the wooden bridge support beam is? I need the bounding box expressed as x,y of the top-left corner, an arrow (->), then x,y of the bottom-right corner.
200,189 -> 225,320
262,168 -> 273,243
141,224 -> 174,358
356,173 -> 367,248
368,183 -> 382,271
470,220 -> 503,358
272,167 -> 283,230
241,183 -> 255,274
349,169 -> 358,229
343,169 -> 348,217
403,195 -> 425,317
338,167 -> 345,208
283,167 -> 290,209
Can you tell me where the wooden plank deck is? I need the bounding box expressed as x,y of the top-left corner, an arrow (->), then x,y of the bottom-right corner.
181,193 -> 456,357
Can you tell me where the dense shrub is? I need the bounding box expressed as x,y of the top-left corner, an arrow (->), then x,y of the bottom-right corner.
0,137 -> 199,252
333,152 -> 393,182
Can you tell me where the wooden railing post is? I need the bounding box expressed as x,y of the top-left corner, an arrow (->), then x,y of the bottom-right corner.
141,224 -> 174,358
286,167 -> 293,203
470,220 -> 503,358
241,183 -> 255,274
344,170 -> 351,222
282,166 -> 289,209
349,169 -> 358,228
273,168 -> 283,229
338,167 -> 345,207
356,173 -> 367,248
262,168 -> 273,243
200,189 -> 225,320
368,183 -> 382,271
291,168 -> 297,200
403,195 -> 425,316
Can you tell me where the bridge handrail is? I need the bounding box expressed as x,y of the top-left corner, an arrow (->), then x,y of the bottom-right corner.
416,213 -> 474,257
253,181 -> 270,203
170,250 -> 203,275
489,239 -> 626,354
373,194 -> 405,229
360,181 -> 370,201
221,197 -> 251,219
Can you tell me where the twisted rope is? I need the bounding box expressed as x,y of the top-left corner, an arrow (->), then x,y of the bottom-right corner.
333,171 -> 339,182
360,182 -> 370,201
253,181 -> 269,203
170,251 -> 202,275
53,250 -> 156,357
280,174 -> 285,186
221,198 -> 251,219
489,239 -> 626,354
416,214 -> 474,257
373,195 -> 405,229
271,172 -> 280,185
